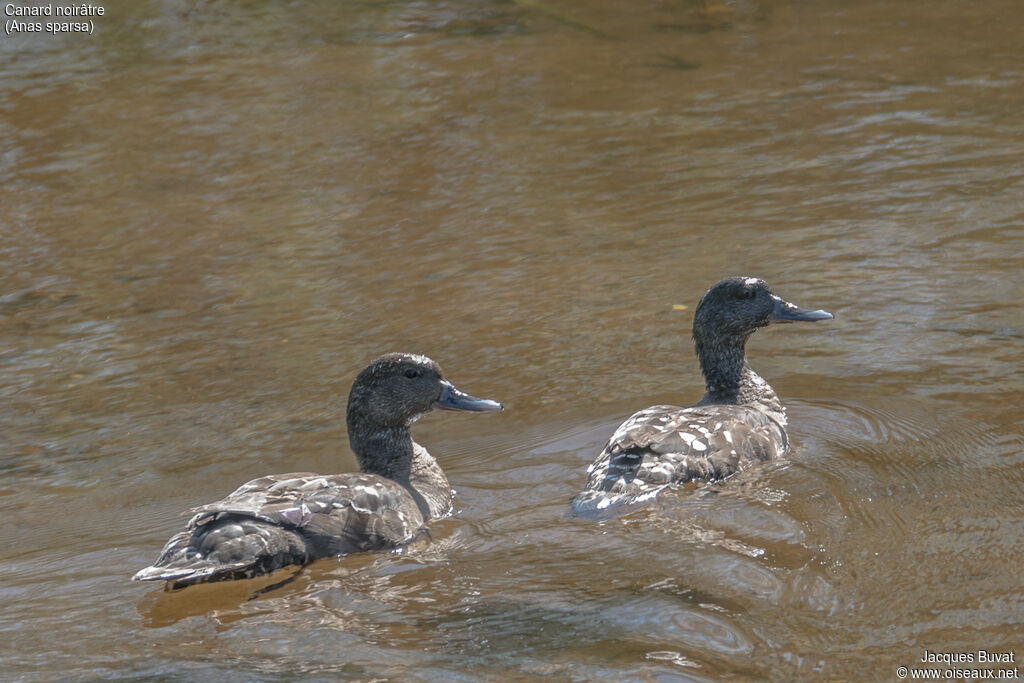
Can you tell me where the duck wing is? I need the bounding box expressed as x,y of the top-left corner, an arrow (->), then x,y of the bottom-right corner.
133,472 -> 424,585
571,404 -> 786,513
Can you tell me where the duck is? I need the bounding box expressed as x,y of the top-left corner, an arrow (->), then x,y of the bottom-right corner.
133,352 -> 502,587
571,277 -> 833,513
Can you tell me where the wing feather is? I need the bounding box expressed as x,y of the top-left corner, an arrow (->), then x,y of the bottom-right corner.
573,405 -> 786,511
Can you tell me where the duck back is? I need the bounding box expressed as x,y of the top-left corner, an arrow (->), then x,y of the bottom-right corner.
133,472 -> 427,586
571,404 -> 786,512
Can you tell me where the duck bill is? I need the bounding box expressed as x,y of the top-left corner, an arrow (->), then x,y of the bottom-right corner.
435,381 -> 503,412
770,295 -> 834,323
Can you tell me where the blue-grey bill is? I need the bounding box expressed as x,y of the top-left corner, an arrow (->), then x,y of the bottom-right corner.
771,297 -> 834,323
435,381 -> 503,411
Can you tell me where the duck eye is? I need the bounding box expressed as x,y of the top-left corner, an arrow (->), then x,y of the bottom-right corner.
403,368 -> 421,379
737,288 -> 756,300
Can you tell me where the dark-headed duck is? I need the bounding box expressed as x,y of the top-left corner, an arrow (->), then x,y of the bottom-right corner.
134,353 -> 502,587
571,277 -> 832,513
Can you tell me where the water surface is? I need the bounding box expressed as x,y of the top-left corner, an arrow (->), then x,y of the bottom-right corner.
1,0 -> 1022,680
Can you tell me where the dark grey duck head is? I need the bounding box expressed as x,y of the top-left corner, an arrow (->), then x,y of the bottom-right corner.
693,277 -> 833,404
347,352 -> 502,428
345,352 -> 502,478
694,276 -> 833,344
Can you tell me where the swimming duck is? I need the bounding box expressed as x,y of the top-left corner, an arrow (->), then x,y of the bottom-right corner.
571,277 -> 833,513
133,353 -> 502,587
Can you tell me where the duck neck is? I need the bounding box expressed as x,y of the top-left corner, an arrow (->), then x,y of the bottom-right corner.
695,333 -> 786,422
408,444 -> 452,520
346,410 -> 451,520
346,413 -> 415,484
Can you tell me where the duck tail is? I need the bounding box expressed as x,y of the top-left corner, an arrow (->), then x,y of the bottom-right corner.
132,516 -> 309,587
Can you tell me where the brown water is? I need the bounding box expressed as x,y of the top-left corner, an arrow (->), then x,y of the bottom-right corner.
2,0 -> 1022,680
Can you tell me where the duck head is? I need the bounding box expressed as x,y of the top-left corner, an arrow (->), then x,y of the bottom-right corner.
347,352 -> 503,429
693,276 -> 833,344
